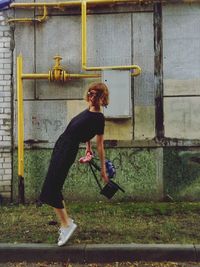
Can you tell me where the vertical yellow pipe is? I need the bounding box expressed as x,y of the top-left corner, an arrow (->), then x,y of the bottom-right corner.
81,0 -> 87,68
17,55 -> 25,203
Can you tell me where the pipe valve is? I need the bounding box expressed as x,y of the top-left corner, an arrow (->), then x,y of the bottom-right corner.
49,55 -> 68,82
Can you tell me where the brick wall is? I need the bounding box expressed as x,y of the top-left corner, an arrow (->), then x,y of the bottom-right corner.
0,11 -> 13,202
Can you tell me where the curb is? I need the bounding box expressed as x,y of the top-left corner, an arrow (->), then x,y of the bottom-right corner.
0,243 -> 199,263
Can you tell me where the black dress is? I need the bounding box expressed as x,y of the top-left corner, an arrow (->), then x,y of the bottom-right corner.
40,109 -> 105,208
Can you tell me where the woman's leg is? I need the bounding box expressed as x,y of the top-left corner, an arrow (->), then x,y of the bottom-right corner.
54,201 -> 70,228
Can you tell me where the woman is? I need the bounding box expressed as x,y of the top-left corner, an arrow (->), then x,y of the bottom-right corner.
40,82 -> 109,246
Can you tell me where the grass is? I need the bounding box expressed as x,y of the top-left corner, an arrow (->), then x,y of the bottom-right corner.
1,201 -> 200,245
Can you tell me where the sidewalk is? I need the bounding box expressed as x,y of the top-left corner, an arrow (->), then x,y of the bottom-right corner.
0,243 -> 200,263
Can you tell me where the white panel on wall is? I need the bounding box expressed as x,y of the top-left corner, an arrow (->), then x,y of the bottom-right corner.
102,70 -> 131,118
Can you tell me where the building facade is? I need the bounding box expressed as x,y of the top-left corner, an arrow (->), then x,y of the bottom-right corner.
0,1 -> 200,203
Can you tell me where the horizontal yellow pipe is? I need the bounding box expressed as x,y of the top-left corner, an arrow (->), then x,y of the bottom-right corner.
22,73 -> 100,79
8,5 -> 48,23
66,73 -> 101,78
10,0 -> 141,8
83,65 -> 142,76
10,0 -> 200,9
22,74 -> 50,79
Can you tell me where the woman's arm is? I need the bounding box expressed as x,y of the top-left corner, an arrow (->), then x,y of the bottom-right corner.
96,134 -> 109,183
85,141 -> 93,155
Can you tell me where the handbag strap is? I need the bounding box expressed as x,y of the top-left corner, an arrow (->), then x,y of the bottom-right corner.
89,162 -> 102,191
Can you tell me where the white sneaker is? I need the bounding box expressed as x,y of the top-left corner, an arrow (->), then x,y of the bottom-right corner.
57,218 -> 77,247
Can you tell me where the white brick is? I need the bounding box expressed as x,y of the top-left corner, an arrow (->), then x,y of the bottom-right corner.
4,42 -> 11,48
3,75 -> 11,80
0,91 -> 10,97
0,102 -> 11,108
4,96 -> 11,101
1,180 -> 11,186
3,136 -> 11,141
0,69 -> 11,75
2,86 -> 11,91
4,51 -> 12,57
4,63 -> 11,68
0,114 -> 10,119
0,37 -> 10,42
0,141 -> 11,146
4,157 -> 11,162
5,169 -> 11,174
0,58 -> 11,64
4,108 -> 11,114
0,80 -> 11,86
0,47 -> 10,53
2,175 -> 11,180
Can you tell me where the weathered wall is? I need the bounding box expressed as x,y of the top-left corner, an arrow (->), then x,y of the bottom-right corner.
0,2 -> 200,202
163,4 -> 200,139
12,10 -> 155,146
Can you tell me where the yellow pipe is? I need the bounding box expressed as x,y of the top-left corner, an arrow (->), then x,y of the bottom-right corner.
66,73 -> 101,79
10,0 -> 141,8
10,0 -> 200,6
17,55 -> 24,178
81,1 -> 87,68
8,5 -> 48,23
22,73 -> 100,79
22,73 -> 50,79
81,0 -> 141,76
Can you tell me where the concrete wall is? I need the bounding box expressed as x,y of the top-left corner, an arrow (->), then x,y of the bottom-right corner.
0,3 -> 200,203
163,4 -> 200,139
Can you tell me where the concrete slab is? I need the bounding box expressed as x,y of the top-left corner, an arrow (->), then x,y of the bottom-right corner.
85,244 -> 196,263
0,243 -> 197,263
0,243 -> 86,263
